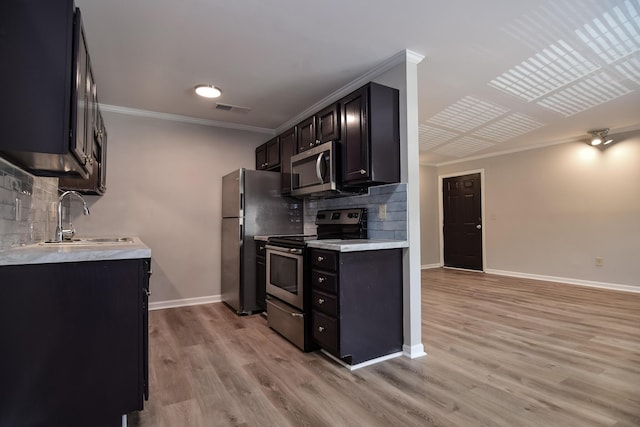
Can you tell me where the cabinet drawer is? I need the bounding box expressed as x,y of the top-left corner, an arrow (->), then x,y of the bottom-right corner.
310,249 -> 337,271
311,270 -> 337,294
312,290 -> 338,317
312,310 -> 338,354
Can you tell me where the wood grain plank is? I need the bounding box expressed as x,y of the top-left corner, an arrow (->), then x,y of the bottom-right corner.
126,268 -> 640,426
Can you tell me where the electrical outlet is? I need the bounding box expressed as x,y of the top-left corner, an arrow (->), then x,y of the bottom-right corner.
378,204 -> 387,220
595,257 -> 604,267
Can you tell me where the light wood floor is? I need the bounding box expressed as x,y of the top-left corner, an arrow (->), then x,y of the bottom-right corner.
129,268 -> 640,426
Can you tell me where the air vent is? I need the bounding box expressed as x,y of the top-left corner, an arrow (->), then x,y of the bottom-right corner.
215,103 -> 251,114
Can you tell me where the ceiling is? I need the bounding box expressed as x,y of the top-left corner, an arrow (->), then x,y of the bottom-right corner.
75,0 -> 640,165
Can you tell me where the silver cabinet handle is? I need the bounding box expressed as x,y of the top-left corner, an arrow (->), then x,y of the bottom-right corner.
317,256 -> 324,262
318,276 -> 325,283
476,224 -> 482,229
318,298 -> 325,304
318,326 -> 325,332
360,169 -> 367,175
291,312 -> 303,318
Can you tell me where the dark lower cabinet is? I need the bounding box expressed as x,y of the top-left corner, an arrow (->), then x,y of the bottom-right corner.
0,258 -> 151,426
310,248 -> 402,365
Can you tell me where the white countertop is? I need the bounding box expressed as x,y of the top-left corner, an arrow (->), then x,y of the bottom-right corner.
0,236 -> 152,266
254,234 -> 314,242
306,239 -> 408,252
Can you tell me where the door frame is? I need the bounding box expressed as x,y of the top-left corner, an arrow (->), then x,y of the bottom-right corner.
438,169 -> 486,271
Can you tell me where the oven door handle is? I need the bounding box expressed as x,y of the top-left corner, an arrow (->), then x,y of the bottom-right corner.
315,152 -> 325,184
266,245 -> 303,255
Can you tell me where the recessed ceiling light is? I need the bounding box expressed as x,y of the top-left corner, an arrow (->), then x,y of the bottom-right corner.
195,84 -> 222,98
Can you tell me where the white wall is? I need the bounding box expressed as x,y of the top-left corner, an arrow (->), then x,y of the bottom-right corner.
72,111 -> 267,303
425,131 -> 640,289
419,164 -> 440,267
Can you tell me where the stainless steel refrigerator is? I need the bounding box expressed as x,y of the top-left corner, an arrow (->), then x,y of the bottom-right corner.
221,168 -> 302,314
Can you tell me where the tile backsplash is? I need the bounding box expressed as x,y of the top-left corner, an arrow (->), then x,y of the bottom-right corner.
0,157 -> 59,250
304,183 -> 407,240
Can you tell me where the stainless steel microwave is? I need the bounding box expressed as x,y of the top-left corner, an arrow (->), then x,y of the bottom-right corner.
290,141 -> 340,197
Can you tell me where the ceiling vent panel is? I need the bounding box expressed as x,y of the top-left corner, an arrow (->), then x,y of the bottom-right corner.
215,103 -> 251,114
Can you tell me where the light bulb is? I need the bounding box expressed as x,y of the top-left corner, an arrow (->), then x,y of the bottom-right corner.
195,85 -> 222,98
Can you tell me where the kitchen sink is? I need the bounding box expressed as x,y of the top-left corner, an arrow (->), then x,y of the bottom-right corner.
41,237 -> 135,245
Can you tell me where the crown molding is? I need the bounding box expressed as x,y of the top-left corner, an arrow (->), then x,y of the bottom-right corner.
276,49 -> 425,134
100,104 -> 276,135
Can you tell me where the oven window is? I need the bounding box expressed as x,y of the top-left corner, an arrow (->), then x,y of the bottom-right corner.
269,253 -> 298,294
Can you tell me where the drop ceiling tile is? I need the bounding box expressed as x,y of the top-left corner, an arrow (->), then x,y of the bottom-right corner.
433,137 -> 495,158
575,2 -> 640,64
425,96 -> 509,132
536,71 -> 633,116
473,113 -> 545,142
418,125 -> 459,150
489,40 -> 600,101
616,56 -> 640,85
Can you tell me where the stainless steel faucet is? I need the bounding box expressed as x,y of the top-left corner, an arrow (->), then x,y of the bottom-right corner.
56,191 -> 90,241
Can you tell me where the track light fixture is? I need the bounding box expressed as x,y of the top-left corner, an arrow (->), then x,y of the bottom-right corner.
588,128 -> 614,148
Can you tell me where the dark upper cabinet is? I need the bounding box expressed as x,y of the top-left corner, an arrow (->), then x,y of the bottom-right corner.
0,1 -> 102,179
278,126 -> 297,194
256,138 -> 280,171
59,106 -> 107,195
316,103 -> 340,143
296,116 -> 316,153
296,103 -> 340,153
340,83 -> 399,187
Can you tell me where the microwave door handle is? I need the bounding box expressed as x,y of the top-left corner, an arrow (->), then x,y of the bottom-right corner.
315,152 -> 325,183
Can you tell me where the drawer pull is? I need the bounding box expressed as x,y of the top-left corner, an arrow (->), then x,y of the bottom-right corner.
318,326 -> 325,332
318,276 -> 325,283
317,256 -> 324,262
318,298 -> 325,304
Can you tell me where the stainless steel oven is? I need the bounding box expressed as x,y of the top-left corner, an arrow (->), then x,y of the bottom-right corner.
265,244 -> 305,309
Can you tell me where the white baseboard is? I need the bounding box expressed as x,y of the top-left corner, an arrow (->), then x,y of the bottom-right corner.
485,269 -> 640,293
403,343 -> 427,359
421,263 -> 441,270
321,350 -> 404,371
149,295 -> 222,311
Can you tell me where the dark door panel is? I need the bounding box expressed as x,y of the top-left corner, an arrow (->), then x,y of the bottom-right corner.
443,173 -> 482,270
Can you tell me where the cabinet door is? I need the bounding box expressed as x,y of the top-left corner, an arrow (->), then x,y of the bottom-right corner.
278,126 -> 297,194
255,143 -> 267,170
71,18 -> 90,169
297,116 -> 316,153
265,137 -> 280,170
317,103 -> 340,143
340,86 -> 370,185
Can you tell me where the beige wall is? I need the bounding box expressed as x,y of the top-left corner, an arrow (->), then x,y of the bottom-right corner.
419,164 -> 440,266
421,131 -> 640,288
72,111 -> 266,303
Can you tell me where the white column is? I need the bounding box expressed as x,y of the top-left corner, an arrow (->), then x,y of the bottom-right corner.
402,50 -> 426,358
